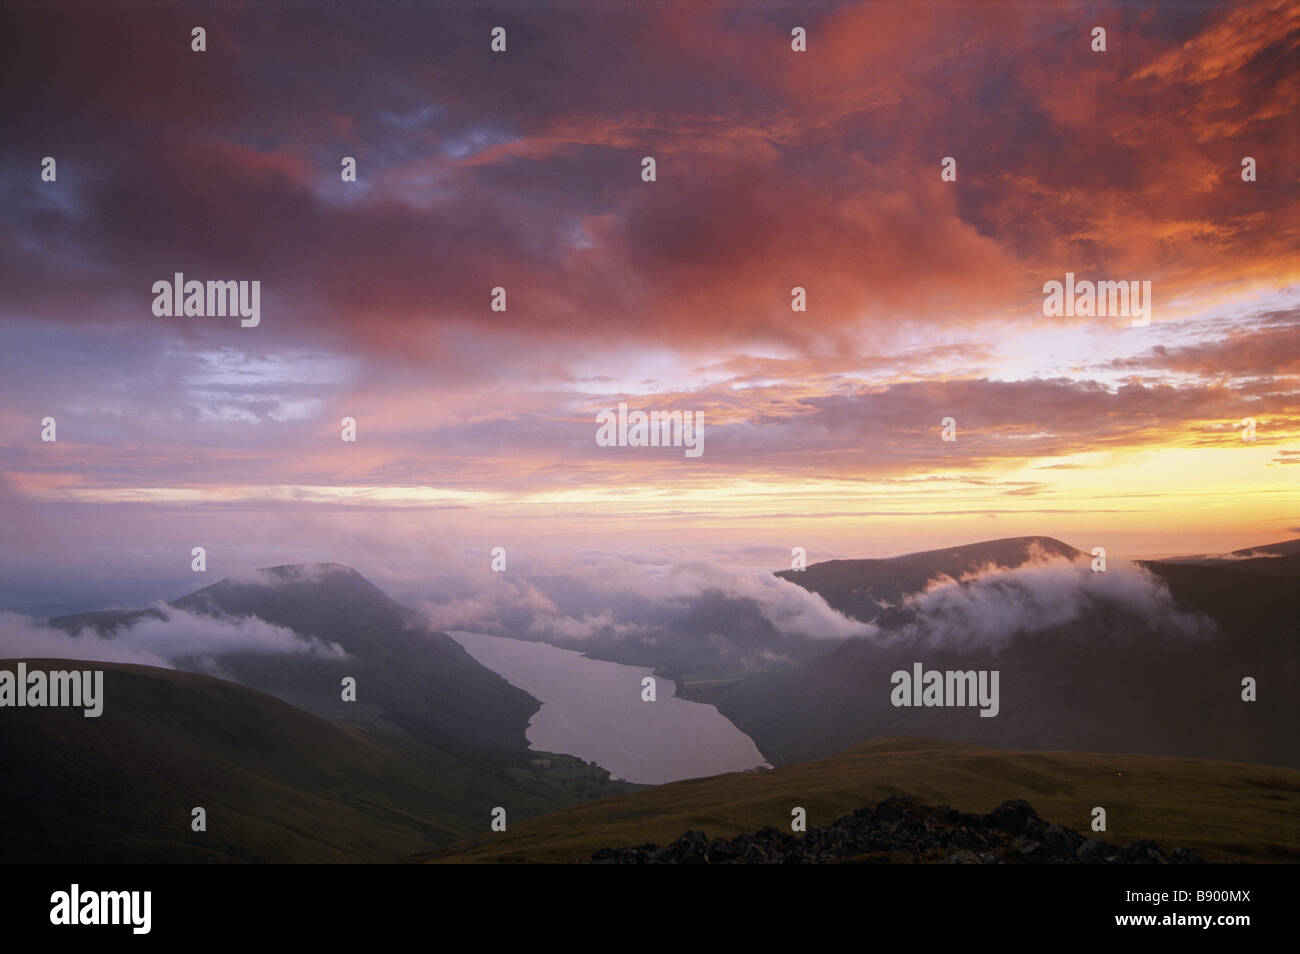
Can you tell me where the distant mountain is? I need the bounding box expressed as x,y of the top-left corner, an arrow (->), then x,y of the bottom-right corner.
1165,539 -> 1300,560
565,590 -> 829,677
0,660 -> 632,862
689,542 -> 1296,768
1153,539 -> 1300,578
1227,539 -> 1300,558
425,737 -> 1300,864
51,563 -> 536,756
522,538 -> 1088,680
35,563 -> 640,852
775,536 -> 1086,625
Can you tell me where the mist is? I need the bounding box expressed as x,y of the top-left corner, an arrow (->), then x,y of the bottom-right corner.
0,605 -> 347,669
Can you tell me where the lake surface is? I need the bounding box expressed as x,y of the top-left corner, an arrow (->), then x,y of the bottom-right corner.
447,631 -> 770,784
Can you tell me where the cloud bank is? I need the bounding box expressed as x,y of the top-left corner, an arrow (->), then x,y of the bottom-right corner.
0,606 -> 347,669
894,559 -> 1214,652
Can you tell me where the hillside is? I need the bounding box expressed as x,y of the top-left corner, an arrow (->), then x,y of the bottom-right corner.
534,536 -> 1091,679
422,737 -> 1299,864
1151,546 -> 1300,578
690,541 -> 1296,767
49,563 -> 541,756
774,536 -> 1085,625
0,660 -> 635,863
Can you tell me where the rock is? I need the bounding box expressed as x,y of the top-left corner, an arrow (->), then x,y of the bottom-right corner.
1039,824 -> 1083,857
1013,836 -> 1041,856
657,830 -> 709,864
707,838 -> 742,863
987,799 -> 1040,834
1076,838 -> 1117,863
587,798 -> 1200,864
945,828 -> 979,850
1116,840 -> 1168,864
740,842 -> 768,864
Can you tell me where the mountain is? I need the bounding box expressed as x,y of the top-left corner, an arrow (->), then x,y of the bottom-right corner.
423,737 -> 1300,864
1154,539 -> 1300,578
27,563 -> 641,857
0,660 -> 630,862
687,540 -> 1297,768
559,590 -> 828,677
514,537 -> 1087,681
50,563 -> 537,756
1226,539 -> 1300,558
775,536 -> 1086,625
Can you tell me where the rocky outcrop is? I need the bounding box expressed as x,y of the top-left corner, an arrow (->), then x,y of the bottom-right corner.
587,796 -> 1205,864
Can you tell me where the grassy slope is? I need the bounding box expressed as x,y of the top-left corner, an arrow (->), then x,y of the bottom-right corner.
422,737 -> 1300,864
0,660 -> 636,863
49,564 -> 545,756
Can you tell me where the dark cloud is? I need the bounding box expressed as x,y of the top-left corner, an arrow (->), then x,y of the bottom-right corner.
1,1 -> 1294,361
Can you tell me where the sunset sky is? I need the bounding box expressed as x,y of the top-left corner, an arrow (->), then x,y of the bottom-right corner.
1,0 -> 1296,613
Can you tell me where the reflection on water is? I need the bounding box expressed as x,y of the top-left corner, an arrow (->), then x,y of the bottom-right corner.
447,631 -> 771,784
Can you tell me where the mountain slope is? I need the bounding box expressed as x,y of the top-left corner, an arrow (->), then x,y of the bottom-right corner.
0,660 -> 630,862
423,737 -> 1300,864
1154,544 -> 1300,578
775,536 -> 1085,625
49,563 -> 538,756
1226,539 -> 1300,558
692,543 -> 1296,768
533,536 -> 1090,679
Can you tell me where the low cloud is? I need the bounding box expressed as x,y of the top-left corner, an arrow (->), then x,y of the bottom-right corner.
0,605 -> 347,669
528,610 -> 652,643
893,559 -> 1213,652
0,612 -> 171,668
219,563 -> 352,587
417,550 -> 871,648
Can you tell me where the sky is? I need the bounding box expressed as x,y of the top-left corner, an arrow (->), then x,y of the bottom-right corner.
0,0 -> 1296,614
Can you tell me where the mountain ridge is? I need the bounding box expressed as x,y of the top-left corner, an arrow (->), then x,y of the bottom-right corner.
774,535 -> 1086,626
689,539 -> 1297,768
0,659 -> 635,862
49,562 -> 537,755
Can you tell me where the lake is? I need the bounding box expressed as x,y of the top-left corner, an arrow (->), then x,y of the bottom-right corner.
447,630 -> 770,784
